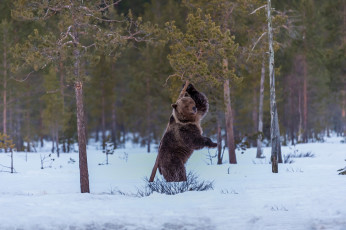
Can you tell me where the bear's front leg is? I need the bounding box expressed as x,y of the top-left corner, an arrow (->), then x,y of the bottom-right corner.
192,136 -> 217,150
180,124 -> 217,150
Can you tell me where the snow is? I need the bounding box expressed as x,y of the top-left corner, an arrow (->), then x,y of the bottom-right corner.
1,136 -> 346,230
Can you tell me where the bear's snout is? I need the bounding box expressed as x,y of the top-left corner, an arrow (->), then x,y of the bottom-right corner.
192,107 -> 197,113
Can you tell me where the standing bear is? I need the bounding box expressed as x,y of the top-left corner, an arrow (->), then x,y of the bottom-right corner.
157,84 -> 217,182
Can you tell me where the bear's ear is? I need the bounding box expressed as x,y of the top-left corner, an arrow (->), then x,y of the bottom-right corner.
171,103 -> 177,109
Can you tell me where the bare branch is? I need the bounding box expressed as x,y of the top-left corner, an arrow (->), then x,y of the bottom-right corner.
246,31 -> 267,61
10,64 -> 47,83
164,72 -> 184,86
249,5 -> 266,15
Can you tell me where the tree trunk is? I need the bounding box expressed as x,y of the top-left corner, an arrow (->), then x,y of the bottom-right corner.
267,0 -> 281,172
217,118 -> 223,165
302,53 -> 308,142
51,132 -> 55,153
95,126 -> 99,143
73,22 -> 90,193
288,74 -> 295,145
223,59 -> 237,164
3,28 -> 7,136
101,83 -> 106,150
111,101 -> 117,148
256,58 -> 265,158
342,90 -> 346,136
252,87 -> 258,137
56,124 -> 60,157
15,101 -> 23,151
298,90 -> 303,142
59,57 -> 65,110
146,77 -> 151,153
9,96 -> 13,137
11,150 -> 13,173
75,81 -> 90,193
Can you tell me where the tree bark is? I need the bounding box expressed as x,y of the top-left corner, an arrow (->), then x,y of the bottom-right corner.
11,150 -> 13,174
59,57 -> 65,111
288,74 -> 295,145
252,87 -> 258,137
75,81 -> 90,193
217,118 -> 223,165
56,123 -> 60,157
111,101 -> 117,148
146,77 -> 151,153
298,89 -> 303,142
101,83 -> 106,150
223,59 -> 237,164
51,132 -> 55,153
73,21 -> 90,193
3,26 -> 7,136
302,53 -> 308,142
256,58 -> 265,158
267,0 -> 281,172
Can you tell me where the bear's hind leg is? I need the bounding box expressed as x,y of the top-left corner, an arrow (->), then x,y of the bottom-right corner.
160,162 -> 187,182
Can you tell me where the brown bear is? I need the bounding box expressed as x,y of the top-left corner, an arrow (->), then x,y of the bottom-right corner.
157,84 -> 217,182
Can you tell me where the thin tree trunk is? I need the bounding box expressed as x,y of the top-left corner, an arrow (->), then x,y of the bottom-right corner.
74,22 -> 90,193
223,59 -> 236,164
111,100 -> 117,148
3,27 -> 7,136
101,83 -> 106,150
62,139 -> 66,153
252,87 -> 258,137
267,0 -> 281,172
9,95 -> 13,137
342,90 -> 346,136
26,112 -> 31,152
95,126 -> 99,143
343,4 -> 346,136
298,90 -> 303,142
146,77 -> 151,153
217,118 -> 223,165
11,150 -> 13,173
256,58 -> 265,158
289,74 -> 295,145
302,53 -> 308,142
15,101 -> 23,151
56,123 -> 60,157
59,57 -> 65,110
51,131 -> 55,153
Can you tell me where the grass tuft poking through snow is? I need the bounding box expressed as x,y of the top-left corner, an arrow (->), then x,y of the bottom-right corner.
106,172 -> 214,197
138,172 -> 214,196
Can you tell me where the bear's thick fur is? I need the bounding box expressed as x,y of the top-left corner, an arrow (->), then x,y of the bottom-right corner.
157,84 -> 217,182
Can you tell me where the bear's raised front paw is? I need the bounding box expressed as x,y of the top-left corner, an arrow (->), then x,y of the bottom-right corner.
209,142 -> 218,148
186,83 -> 196,93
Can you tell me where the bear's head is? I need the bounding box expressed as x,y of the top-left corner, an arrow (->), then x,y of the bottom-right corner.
171,97 -> 197,123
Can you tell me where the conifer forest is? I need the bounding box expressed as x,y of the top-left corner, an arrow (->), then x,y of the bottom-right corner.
0,0 -> 344,156
0,0 -> 345,229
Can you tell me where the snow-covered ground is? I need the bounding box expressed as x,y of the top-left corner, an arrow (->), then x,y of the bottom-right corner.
1,136 -> 346,230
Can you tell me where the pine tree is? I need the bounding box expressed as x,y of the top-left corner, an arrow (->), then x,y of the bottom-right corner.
12,0 -> 154,193
166,9 -> 238,163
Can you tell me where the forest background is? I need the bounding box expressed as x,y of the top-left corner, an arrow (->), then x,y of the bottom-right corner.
0,0 -> 344,159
